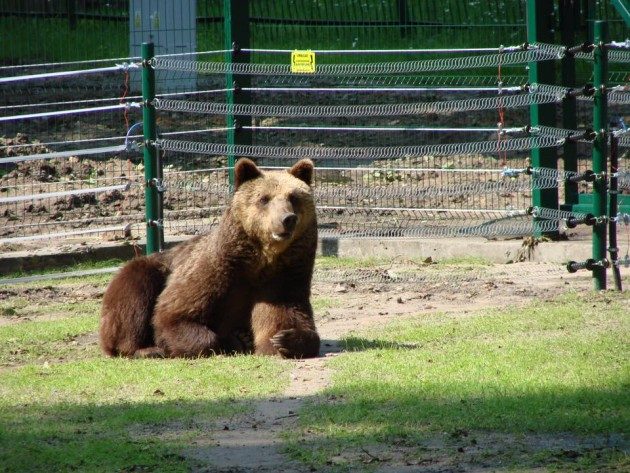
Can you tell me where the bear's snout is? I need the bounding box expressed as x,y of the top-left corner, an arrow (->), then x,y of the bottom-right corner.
272,213 -> 298,241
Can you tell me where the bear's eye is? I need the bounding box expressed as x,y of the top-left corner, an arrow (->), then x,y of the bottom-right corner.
289,193 -> 300,207
259,195 -> 270,205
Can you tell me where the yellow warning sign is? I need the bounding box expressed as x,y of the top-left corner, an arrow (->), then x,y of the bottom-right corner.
291,50 -> 316,73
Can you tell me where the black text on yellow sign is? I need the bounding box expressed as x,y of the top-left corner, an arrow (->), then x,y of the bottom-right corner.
291,50 -> 316,73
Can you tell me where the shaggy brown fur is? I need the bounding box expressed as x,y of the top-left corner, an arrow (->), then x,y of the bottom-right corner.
99,158 -> 320,359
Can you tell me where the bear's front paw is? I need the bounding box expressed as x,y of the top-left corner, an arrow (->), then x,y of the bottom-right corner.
270,328 -> 320,359
270,329 -> 296,357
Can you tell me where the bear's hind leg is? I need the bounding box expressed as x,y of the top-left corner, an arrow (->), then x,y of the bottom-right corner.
99,257 -> 168,357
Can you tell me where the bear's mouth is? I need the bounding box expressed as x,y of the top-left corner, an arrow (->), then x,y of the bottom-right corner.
272,231 -> 292,241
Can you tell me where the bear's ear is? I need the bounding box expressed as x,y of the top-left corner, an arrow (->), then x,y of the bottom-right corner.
234,158 -> 262,190
289,159 -> 314,186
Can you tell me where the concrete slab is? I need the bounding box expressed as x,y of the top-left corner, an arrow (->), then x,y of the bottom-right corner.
0,235 -> 593,276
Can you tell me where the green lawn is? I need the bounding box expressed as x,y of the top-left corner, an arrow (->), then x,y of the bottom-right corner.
288,291 -> 630,471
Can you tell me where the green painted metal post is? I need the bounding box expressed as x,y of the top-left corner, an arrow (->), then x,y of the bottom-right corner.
560,0 -> 579,208
527,0 -> 558,237
610,0 -> 630,27
224,0 -> 252,189
592,21 -> 608,290
141,42 -> 161,255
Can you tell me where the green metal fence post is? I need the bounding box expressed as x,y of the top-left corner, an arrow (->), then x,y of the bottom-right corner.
560,0 -> 579,208
592,20 -> 608,290
141,42 -> 162,255
224,0 -> 252,189
527,0 -> 558,237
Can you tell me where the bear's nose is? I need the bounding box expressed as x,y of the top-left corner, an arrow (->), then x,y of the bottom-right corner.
282,213 -> 297,232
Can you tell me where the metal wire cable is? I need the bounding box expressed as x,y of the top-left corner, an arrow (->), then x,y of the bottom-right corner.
152,47 -> 563,76
0,56 -> 141,70
0,63 -> 139,84
0,226 -> 131,245
243,86 -> 525,93
529,206 -> 589,220
243,125 -> 527,133
153,86 -> 565,118
241,45 -> 527,54
316,220 -> 559,239
0,103 -> 140,122
0,182 -> 131,204
156,136 -> 561,161
0,145 -> 127,164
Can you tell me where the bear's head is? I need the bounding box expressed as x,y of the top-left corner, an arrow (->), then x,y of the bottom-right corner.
231,158 -> 316,253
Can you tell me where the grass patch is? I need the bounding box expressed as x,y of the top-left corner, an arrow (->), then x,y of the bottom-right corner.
289,292 -> 630,471
0,314 -> 99,365
315,256 -> 387,270
0,356 -> 287,472
435,255 -> 493,266
312,296 -> 340,311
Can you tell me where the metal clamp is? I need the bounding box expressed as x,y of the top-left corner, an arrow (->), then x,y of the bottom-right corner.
149,178 -> 167,193
566,258 -> 609,273
147,219 -> 163,229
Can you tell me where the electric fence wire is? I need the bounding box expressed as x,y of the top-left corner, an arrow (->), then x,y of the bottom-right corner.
0,87 -> 232,112
618,171 -> 630,190
155,135 -> 562,161
153,84 -> 569,118
241,45 -> 527,54
0,127 -> 235,153
243,86 -> 525,94
0,103 -> 140,122
576,89 -> 630,105
163,171 -> 557,198
242,125 -> 527,134
0,62 -> 139,84
0,182 -> 131,205
0,48 -> 230,73
0,226 -> 130,245
0,145 -> 127,164
151,44 -> 566,76
528,206 -> 589,221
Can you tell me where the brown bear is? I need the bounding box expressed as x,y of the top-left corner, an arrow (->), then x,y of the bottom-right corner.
99,158 -> 320,359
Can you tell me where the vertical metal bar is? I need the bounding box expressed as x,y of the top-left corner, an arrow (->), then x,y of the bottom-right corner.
586,0 -> 595,42
527,0 -> 558,237
592,20 -> 608,290
224,0 -> 251,189
609,134 -> 622,290
561,0 -> 579,208
68,0 -> 77,30
397,0 -> 408,38
141,42 -> 161,255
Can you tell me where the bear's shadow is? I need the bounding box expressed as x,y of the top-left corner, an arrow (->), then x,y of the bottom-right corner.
319,338 -> 421,356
